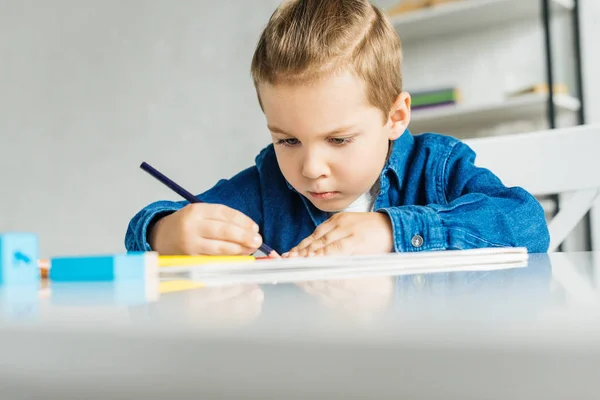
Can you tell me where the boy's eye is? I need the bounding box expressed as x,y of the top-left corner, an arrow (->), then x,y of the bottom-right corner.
328,137 -> 353,146
276,138 -> 300,146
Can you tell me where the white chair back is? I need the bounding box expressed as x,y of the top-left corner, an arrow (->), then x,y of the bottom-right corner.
464,124 -> 600,252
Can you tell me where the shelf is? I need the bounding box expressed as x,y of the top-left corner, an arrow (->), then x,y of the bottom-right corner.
389,0 -> 574,42
408,93 -> 581,135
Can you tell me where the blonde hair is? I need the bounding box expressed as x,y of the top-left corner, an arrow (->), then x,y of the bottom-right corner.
251,0 -> 403,122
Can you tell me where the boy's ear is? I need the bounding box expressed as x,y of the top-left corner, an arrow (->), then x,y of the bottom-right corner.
387,92 -> 411,140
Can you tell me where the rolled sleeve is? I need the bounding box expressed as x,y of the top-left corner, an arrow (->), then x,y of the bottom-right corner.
378,205 -> 447,252
125,201 -> 184,252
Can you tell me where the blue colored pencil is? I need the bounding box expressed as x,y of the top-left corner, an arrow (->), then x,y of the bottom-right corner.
140,162 -> 276,256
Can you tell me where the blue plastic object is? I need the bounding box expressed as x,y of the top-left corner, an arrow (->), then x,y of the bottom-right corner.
50,252 -> 157,282
0,232 -> 40,284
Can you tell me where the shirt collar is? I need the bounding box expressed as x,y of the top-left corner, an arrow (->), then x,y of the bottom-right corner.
381,128 -> 414,186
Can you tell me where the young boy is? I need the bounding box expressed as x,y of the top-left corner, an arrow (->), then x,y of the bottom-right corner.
125,0 -> 549,257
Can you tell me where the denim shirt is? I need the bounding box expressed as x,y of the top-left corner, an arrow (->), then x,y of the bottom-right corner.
125,131 -> 550,254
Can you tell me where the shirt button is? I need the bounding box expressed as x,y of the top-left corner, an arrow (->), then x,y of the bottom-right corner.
411,234 -> 424,248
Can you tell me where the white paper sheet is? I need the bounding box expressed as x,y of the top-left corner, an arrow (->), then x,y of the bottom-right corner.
160,247 -> 529,285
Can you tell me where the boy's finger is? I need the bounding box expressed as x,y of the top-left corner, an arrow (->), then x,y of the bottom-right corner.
200,220 -> 262,249
302,229 -> 350,254
313,236 -> 352,256
204,204 -> 259,232
294,228 -> 348,255
196,238 -> 257,256
295,220 -> 336,251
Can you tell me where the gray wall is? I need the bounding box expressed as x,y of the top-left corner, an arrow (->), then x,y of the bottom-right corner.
0,0 -> 283,256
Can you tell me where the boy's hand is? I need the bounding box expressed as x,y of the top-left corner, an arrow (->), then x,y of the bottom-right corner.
149,203 -> 262,255
284,212 -> 394,257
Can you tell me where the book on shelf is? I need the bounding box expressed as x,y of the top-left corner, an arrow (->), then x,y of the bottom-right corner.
410,87 -> 461,111
506,83 -> 569,98
387,0 -> 463,16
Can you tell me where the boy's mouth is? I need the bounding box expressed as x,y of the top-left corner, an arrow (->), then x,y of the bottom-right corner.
307,191 -> 340,200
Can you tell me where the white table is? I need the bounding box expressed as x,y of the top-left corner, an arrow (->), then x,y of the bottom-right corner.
1,252 -> 600,399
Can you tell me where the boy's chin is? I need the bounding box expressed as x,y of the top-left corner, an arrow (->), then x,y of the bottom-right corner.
309,197 -> 353,213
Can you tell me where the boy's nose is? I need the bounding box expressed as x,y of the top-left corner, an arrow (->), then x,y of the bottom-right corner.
301,152 -> 329,180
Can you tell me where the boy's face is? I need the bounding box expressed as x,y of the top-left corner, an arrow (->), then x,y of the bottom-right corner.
259,70 -> 410,212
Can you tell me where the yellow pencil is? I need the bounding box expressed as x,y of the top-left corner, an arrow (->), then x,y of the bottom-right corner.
159,255 -> 255,267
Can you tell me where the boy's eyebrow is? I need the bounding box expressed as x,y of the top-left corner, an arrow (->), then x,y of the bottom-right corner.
267,125 -> 356,137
